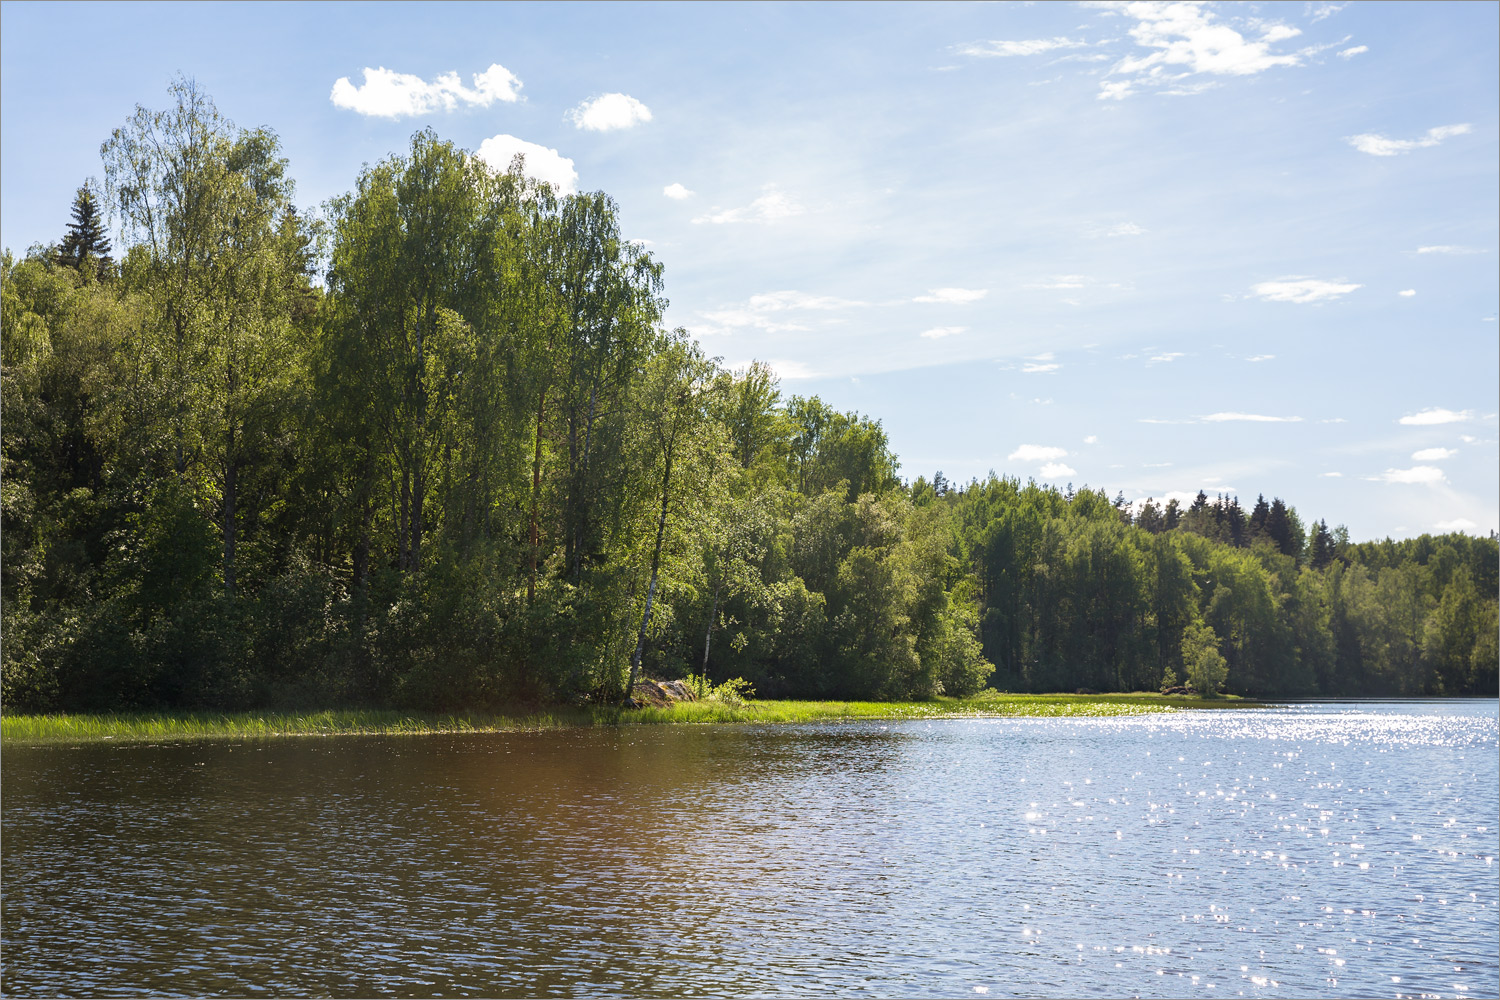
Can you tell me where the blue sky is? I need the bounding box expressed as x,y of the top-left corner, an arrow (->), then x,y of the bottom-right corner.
3,1 -> 1496,540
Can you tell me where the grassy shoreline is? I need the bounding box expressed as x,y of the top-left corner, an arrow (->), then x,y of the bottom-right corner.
1,692 -> 1259,745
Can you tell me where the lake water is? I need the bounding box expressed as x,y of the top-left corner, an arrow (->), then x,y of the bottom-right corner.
3,701 -> 1496,998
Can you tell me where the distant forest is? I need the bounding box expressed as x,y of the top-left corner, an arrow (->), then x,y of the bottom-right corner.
4,83 -> 1496,713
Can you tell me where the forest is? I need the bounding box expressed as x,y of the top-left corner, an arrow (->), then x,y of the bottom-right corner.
3,83 -> 1496,713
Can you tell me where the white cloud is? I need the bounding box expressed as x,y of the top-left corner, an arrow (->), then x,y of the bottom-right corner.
914,287 -> 988,304
1399,408 -> 1473,426
957,37 -> 1089,58
1416,245 -> 1486,254
1028,274 -> 1088,289
567,93 -> 653,131
1346,124 -> 1471,156
1009,444 -> 1069,463
693,187 -> 803,225
1039,462 -> 1078,478
1148,352 -> 1184,364
1374,466 -> 1446,485
663,183 -> 694,200
1246,354 -> 1275,362
920,326 -> 967,340
331,64 -> 522,118
1096,2 -> 1302,100
1022,361 -> 1061,373
1201,412 -> 1303,423
1083,435 -> 1098,445
694,290 -> 865,338
1103,222 -> 1146,237
1310,4 -> 1348,22
1434,518 -> 1478,533
1319,472 -> 1343,478
747,290 -> 864,312
476,134 -> 578,194
1412,447 -> 1457,461
1251,277 -> 1361,303
1337,45 -> 1368,59
1398,289 -> 1416,297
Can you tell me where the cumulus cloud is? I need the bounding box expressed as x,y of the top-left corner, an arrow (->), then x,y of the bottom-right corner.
1338,45 -> 1368,58
1398,289 -> 1416,297
1346,124 -> 1471,156
1399,408 -> 1473,426
957,37 -> 1089,58
663,183 -> 694,200
1096,1 -> 1302,100
1416,245 -> 1486,254
1039,462 -> 1078,478
1412,447 -> 1457,461
331,64 -> 522,117
1083,435 -> 1098,445
567,93 -> 653,131
1251,277 -> 1361,303
1201,412 -> 1303,423
476,135 -> 578,194
693,187 -> 802,225
1009,444 -> 1069,463
914,287 -> 988,304
1373,466 -> 1446,485
920,326 -> 967,340
1434,517 -> 1478,532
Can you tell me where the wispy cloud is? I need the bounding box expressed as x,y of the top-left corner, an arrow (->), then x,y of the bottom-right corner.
920,326 -> 967,340
1148,352 -> 1184,365
663,183 -> 694,200
956,37 -> 1089,58
1083,435 -> 1098,445
1028,274 -> 1088,289
1346,124 -> 1471,156
1434,517 -> 1478,532
1398,289 -> 1416,297
1009,444 -> 1069,463
331,64 -> 521,117
914,287 -> 988,304
476,134 -> 577,194
1412,447 -> 1457,460
1416,245 -> 1487,254
1251,277 -> 1361,303
1337,45 -> 1368,59
1319,471 -> 1343,478
567,93 -> 652,131
1372,465 -> 1446,485
693,187 -> 802,225
1399,408 -> 1473,425
1095,1 -> 1303,100
1246,354 -> 1275,362
1201,412 -> 1303,423
693,290 -> 864,338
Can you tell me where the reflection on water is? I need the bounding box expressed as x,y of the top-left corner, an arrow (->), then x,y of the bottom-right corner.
3,702 -> 1496,997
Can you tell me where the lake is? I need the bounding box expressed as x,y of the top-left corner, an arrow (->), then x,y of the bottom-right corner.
3,701 -> 1496,997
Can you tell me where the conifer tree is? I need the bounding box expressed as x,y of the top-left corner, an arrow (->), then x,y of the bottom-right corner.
1309,519 -> 1335,569
56,185 -> 112,276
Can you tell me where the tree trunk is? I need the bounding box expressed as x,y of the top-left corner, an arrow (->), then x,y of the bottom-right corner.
626,457 -> 673,703
701,575 -> 722,692
528,386 -> 547,603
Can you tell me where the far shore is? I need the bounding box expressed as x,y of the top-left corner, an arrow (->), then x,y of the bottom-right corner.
0,692 -> 1261,745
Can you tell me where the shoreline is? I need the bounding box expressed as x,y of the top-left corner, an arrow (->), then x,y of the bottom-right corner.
0,692 -> 1259,745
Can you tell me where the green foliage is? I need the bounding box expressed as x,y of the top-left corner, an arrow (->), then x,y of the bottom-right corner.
1181,618 -> 1229,696
3,81 -> 1494,715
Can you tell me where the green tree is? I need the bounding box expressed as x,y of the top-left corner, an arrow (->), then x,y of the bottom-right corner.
1181,618 -> 1227,696
56,184 -> 113,278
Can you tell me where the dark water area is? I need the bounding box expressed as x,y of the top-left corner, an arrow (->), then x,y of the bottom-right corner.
3,701 -> 1496,998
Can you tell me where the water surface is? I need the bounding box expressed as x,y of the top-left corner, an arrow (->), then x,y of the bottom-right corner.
4,701 -> 1496,997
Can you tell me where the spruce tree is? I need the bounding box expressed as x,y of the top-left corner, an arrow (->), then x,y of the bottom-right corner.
56,185 -> 112,276
1310,519 -> 1335,569
1264,498 -> 1296,557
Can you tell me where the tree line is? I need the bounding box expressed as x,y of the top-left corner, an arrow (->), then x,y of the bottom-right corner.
3,82 -> 1495,712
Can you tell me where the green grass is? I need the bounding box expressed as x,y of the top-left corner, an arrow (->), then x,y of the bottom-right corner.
0,691 -> 1259,745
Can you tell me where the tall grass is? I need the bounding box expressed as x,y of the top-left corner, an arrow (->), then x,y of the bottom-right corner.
1,692 -> 1255,745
